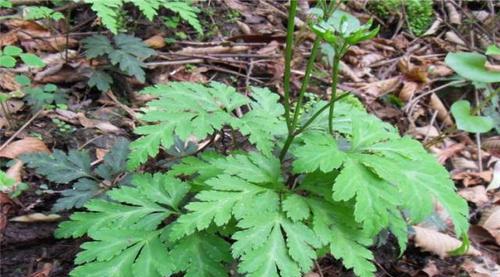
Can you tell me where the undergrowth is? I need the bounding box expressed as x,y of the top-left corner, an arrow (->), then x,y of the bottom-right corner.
38,1 -> 470,277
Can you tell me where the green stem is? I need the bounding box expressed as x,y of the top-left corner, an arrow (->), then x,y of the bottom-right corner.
328,44 -> 345,134
295,93 -> 349,134
279,93 -> 349,161
283,0 -> 298,133
290,38 -> 321,130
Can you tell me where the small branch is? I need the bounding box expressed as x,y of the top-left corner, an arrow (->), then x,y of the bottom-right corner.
0,110 -> 43,152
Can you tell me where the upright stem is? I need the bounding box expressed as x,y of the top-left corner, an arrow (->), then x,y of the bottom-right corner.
283,0 -> 298,133
290,38 -> 321,130
328,45 -> 344,134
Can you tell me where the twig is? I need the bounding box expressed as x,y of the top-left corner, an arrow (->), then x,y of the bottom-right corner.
314,261 -> 324,277
204,65 -> 264,84
144,59 -> 204,68
0,110 -> 43,152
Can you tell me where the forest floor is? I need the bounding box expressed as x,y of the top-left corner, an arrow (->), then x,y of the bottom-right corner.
0,1 -> 499,276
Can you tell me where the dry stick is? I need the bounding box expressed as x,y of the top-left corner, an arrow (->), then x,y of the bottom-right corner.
0,109 -> 43,152
404,79 -> 467,117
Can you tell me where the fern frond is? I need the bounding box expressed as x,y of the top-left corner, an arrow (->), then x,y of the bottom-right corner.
164,1 -> 202,33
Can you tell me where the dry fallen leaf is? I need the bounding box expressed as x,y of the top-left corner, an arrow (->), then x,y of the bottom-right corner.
6,160 -> 23,185
144,35 -> 165,49
421,261 -> 440,277
77,113 -> 122,134
429,93 -> 453,126
10,213 -> 61,223
458,186 -> 489,206
399,81 -> 418,102
479,206 -> 500,245
413,226 -> 481,258
487,161 -> 500,191
0,137 -> 50,159
361,77 -> 401,100
461,258 -> 500,277
176,45 -> 249,55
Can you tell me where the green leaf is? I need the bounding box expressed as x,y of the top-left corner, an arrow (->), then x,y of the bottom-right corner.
56,173 -> 189,238
292,131 -> 347,173
84,0 -> 123,34
233,211 -> 320,277
113,34 -> 155,59
169,232 -> 232,277
71,229 -> 172,277
282,194 -> 310,222
333,157 -> 400,236
19,53 -> 45,68
485,45 -> 500,56
22,150 -> 93,183
88,70 -> 113,92
52,178 -> 102,212
0,170 -> 16,191
164,1 -> 202,33
307,199 -> 376,277
232,87 -> 287,154
94,138 -> 130,179
82,35 -> 114,58
445,52 -> 500,83
15,74 -> 31,86
213,152 -> 283,185
3,45 -> 22,56
0,55 -> 16,68
25,6 -> 64,20
170,174 -> 279,240
109,50 -> 146,82
128,82 -> 249,169
451,100 -> 494,133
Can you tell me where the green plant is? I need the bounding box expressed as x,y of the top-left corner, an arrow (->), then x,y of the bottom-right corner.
24,6 -> 65,21
82,0 -> 201,34
82,34 -> 155,92
367,0 -> 434,36
55,3 -> 469,277
22,138 -> 130,211
0,45 -> 45,68
0,168 -> 28,198
15,74 -> 67,111
445,46 -> 500,134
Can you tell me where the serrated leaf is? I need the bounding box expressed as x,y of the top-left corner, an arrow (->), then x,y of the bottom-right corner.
84,0 -> 123,34
213,152 -> 282,185
451,100 -> 494,133
282,194 -> 310,222
232,87 -> 286,154
164,1 -> 202,33
22,150 -> 93,183
292,131 -> 347,173
307,199 -> 376,277
94,138 -> 129,179
72,229 -> 172,277
333,157 -> 400,236
169,232 -> 232,277
108,50 -> 146,82
233,211 -> 319,277
83,35 -> 114,58
52,178 -> 102,212
128,82 -> 249,169
88,70 -> 113,92
170,174 -> 279,240
56,173 -> 189,238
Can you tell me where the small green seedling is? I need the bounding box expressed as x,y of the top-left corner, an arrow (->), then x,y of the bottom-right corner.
0,46 -> 45,68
